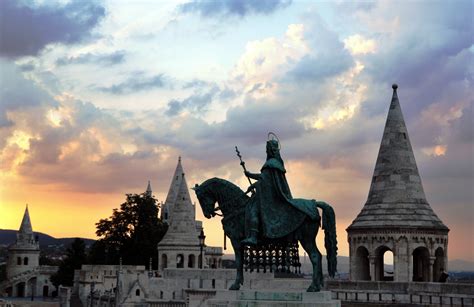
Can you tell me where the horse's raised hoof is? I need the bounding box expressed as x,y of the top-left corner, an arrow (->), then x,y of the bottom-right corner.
306,283 -> 321,292
229,282 -> 240,290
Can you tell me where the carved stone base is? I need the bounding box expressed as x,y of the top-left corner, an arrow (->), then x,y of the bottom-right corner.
206,290 -> 340,307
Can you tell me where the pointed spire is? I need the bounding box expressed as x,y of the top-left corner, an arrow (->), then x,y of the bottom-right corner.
163,156 -> 185,210
146,180 -> 152,197
348,84 -> 448,230
159,156 -> 199,246
19,204 -> 33,234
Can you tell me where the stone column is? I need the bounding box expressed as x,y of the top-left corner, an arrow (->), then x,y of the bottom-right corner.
429,257 -> 436,282
369,255 -> 376,281
407,244 -> 413,282
348,240 -> 353,280
183,254 -> 188,268
395,237 -> 409,282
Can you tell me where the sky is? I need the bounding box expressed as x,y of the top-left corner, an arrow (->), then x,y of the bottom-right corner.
0,0 -> 472,262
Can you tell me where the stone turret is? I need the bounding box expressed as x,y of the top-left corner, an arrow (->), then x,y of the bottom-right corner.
7,205 -> 40,279
158,157 -> 201,270
347,85 -> 449,283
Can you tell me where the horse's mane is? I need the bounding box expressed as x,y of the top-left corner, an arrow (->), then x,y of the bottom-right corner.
200,177 -> 248,208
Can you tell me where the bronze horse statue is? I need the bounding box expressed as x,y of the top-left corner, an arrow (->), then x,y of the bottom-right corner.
193,177 -> 337,292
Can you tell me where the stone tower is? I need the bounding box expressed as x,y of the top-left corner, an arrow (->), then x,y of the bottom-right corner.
7,205 -> 40,279
347,84 -> 449,282
158,157 -> 201,270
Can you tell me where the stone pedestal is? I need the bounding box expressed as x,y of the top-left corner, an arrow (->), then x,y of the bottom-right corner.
206,290 -> 340,307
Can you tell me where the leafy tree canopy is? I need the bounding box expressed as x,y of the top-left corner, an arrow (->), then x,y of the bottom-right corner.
90,193 -> 167,268
50,238 -> 86,287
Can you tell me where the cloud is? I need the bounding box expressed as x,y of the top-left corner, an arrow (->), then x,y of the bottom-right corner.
286,15 -> 353,83
360,1 -> 472,89
95,73 -> 166,95
1,1 -> 472,260
343,34 -> 377,55
0,0 -> 105,58
165,90 -> 217,117
0,61 -> 57,128
179,0 -> 292,17
232,23 -> 309,96
56,51 -> 126,66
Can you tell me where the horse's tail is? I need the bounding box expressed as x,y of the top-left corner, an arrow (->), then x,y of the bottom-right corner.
316,201 -> 338,278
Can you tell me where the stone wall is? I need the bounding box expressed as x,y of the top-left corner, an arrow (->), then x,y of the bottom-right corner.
326,280 -> 474,306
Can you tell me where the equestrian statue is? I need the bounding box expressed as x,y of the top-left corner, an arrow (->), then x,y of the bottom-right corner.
193,133 -> 337,292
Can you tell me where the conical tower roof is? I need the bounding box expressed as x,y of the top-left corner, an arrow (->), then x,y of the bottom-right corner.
348,84 -> 448,231
19,205 -> 33,234
11,204 -> 38,250
159,157 -> 199,247
162,156 -> 184,218
145,180 -> 152,197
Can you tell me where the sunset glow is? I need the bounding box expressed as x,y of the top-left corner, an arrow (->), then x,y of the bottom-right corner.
0,0 -> 472,263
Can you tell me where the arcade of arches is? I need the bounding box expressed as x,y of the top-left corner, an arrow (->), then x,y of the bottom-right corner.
348,233 -> 448,282
159,252 -> 222,270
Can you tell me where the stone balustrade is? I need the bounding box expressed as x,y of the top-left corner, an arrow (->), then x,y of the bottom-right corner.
326,280 -> 474,306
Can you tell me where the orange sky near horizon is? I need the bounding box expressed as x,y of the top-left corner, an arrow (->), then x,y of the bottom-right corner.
1,158 -> 472,263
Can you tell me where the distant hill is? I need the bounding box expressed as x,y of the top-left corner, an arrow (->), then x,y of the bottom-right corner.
0,229 -> 95,247
449,259 -> 474,272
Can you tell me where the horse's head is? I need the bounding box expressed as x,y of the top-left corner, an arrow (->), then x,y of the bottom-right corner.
192,180 -> 217,219
193,177 -> 248,219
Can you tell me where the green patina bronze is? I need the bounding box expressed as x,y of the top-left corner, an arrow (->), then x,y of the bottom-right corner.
193,137 -> 337,292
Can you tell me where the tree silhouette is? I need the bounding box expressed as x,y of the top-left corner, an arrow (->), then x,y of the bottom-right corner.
90,193 -> 167,268
50,238 -> 86,287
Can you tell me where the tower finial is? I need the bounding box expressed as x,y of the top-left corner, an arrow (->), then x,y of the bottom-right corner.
392,83 -> 398,90
178,156 -> 181,162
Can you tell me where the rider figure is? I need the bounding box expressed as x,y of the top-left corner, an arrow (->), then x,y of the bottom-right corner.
241,137 -> 292,246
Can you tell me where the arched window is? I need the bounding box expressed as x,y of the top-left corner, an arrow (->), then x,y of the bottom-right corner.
188,254 -> 195,268
177,254 -> 184,268
433,247 -> 446,282
354,246 -> 370,280
161,254 -> 168,270
43,285 -> 49,297
17,257 -> 22,265
374,246 -> 394,281
23,257 -> 29,265
413,246 -> 430,282
135,289 -> 140,296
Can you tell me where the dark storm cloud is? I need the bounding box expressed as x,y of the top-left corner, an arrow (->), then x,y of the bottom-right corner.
96,74 -> 166,95
179,0 -> 292,17
0,0 -> 105,58
56,51 -> 126,66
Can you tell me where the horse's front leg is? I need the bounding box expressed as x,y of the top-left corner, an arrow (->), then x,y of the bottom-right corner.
229,238 -> 243,290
